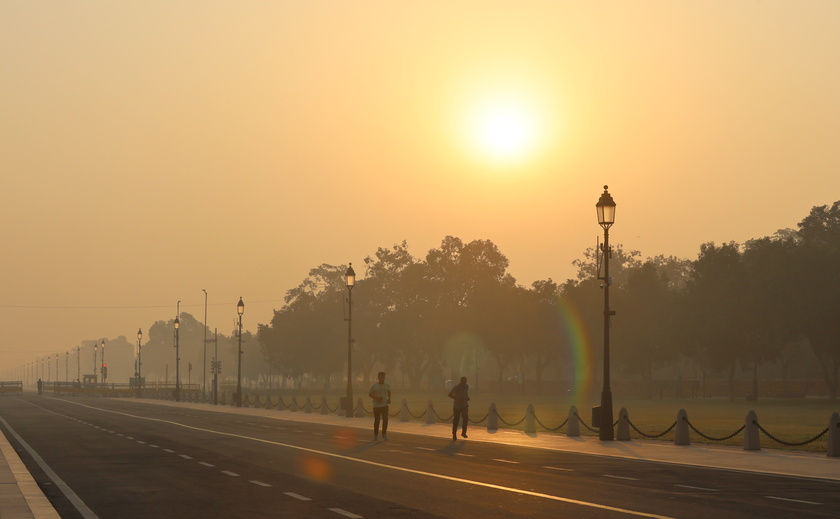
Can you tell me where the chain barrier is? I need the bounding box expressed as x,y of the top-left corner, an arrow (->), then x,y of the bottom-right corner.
407,407 -> 426,419
432,408 -> 454,422
534,414 -> 568,432
497,413 -> 527,427
684,417 -> 744,441
753,420 -> 829,447
468,413 -> 489,424
575,412 -> 600,433
627,419 -> 677,439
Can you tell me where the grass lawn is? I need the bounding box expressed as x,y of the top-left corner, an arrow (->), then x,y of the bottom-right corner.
381,390 -> 839,453
251,386 -> 838,452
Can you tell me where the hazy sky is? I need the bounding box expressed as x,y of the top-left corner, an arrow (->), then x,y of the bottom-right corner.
2,1 -> 839,374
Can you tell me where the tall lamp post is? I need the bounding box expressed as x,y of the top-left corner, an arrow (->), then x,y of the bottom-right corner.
136,328 -> 143,398
100,340 -> 106,387
235,297 -> 244,407
202,289 -> 208,398
93,343 -> 98,385
596,185 -> 617,441
174,313 -> 181,402
344,263 -> 356,418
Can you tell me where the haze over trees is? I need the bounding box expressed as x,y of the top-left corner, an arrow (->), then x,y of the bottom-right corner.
58,201 -> 840,403
250,202 -> 840,402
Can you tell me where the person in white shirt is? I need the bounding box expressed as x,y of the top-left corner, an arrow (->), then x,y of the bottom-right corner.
368,371 -> 391,440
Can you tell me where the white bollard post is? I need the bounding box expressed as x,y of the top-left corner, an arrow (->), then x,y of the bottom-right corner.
827,412 -> 840,457
674,409 -> 690,446
525,404 -> 536,434
305,396 -> 312,413
487,403 -> 498,432
616,407 -> 631,441
290,397 -> 298,412
744,410 -> 760,451
400,399 -> 410,422
567,405 -> 580,437
425,400 -> 437,424
320,396 -> 329,415
355,398 -> 365,417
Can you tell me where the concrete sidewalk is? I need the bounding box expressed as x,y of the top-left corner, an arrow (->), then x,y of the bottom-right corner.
1,397 -> 837,519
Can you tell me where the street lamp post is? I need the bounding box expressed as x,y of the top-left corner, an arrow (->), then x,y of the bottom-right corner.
344,263 -> 356,418
236,298 -> 244,407
93,343 -> 98,385
101,340 -> 106,387
137,328 -> 143,398
202,289 -> 208,398
174,313 -> 181,402
596,185 -> 617,441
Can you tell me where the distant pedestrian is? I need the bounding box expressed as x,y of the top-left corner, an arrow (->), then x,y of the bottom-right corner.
448,376 -> 470,440
368,371 -> 391,440
37,378 -> 43,395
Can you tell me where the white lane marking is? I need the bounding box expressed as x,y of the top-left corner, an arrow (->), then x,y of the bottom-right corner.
604,475 -> 639,481
136,440 -> 146,444
675,484 -> 718,492
179,454 -> 193,459
329,508 -> 363,518
284,492 -> 311,501
149,445 -> 160,448
221,470 -> 240,477
250,480 -> 271,487
198,462 -> 215,467
493,459 -> 519,464
545,466 -> 574,472
764,496 -> 821,505
0,415 -> 99,519
58,399 -> 675,519
313,432 -> 323,436
455,453 -> 474,457
125,436 -> 134,440
416,447 -> 434,451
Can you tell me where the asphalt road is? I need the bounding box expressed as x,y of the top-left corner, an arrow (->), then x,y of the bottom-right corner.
1,395 -> 837,518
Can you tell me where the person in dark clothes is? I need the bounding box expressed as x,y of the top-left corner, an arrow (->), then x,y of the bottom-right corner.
448,376 -> 470,440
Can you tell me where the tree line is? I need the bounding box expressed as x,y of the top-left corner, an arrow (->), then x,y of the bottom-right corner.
255,201 -> 840,402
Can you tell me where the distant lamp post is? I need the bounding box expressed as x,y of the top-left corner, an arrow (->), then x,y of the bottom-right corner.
236,297 -> 245,407
93,342 -> 98,385
595,185 -> 617,441
174,314 -> 181,402
344,263 -> 356,418
137,328 -> 143,398
101,339 -> 106,387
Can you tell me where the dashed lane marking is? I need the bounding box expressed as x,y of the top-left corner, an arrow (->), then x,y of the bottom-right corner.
57,399 -> 676,519
329,508 -> 363,518
284,492 -> 311,501
179,454 -> 194,459
674,485 -> 718,492
198,462 -> 215,467
250,480 -> 271,487
493,459 -> 519,464
544,466 -> 573,471
163,449 -> 175,453
603,475 -> 639,481
764,496 -> 821,505
221,471 -> 240,477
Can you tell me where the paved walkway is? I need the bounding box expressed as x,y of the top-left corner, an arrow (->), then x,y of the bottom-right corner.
1,398 -> 838,518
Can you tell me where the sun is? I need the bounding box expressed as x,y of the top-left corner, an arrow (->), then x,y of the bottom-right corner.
460,92 -> 545,167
